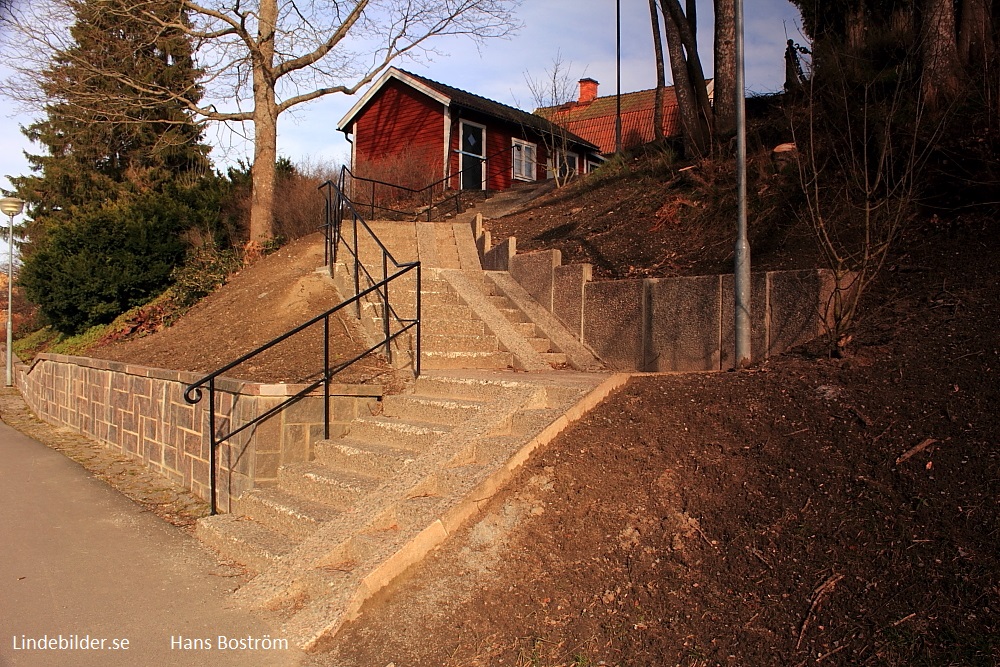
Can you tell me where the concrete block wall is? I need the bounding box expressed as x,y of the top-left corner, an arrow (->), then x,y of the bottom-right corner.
499,245 -> 837,372
14,354 -> 380,512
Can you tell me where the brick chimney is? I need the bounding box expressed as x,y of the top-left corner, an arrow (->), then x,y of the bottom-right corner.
578,78 -> 599,105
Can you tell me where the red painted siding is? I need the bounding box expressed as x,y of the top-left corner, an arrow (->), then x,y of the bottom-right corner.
447,113 -> 535,191
354,79 -> 445,183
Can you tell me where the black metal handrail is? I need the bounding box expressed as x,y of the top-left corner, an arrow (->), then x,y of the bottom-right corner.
186,177 -> 421,515
321,172 -> 423,348
341,144 -> 519,222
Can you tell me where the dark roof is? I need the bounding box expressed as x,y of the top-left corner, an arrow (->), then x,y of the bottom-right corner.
395,69 -> 599,152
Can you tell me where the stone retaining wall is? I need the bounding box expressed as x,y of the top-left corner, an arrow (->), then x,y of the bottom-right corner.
486,242 -> 838,372
14,354 -> 381,512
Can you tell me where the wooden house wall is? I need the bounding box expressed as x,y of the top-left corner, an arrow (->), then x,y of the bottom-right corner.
353,79 -> 445,182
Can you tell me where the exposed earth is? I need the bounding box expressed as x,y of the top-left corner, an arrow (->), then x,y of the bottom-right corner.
306,213 -> 999,666
94,233 -> 397,387
67,165 -> 998,665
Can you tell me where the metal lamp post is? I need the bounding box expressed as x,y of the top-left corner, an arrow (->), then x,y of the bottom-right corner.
733,0 -> 752,368
0,197 -> 24,387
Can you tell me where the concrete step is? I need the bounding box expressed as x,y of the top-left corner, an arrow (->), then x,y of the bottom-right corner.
196,514 -> 294,572
421,350 -> 514,370
527,336 -> 553,353
497,306 -> 528,322
314,438 -> 419,478
512,321 -> 538,337
410,375 -> 540,402
423,303 -> 472,320
232,488 -> 341,541
381,393 -> 484,425
421,318 -> 485,336
422,333 -> 499,353
278,462 -> 382,509
346,415 -> 452,449
542,352 -> 569,367
419,289 -> 461,306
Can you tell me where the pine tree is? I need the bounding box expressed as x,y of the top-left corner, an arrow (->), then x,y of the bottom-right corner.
11,0 -> 209,253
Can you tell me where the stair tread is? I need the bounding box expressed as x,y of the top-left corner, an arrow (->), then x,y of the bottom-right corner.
281,461 -> 383,488
237,487 -> 342,525
316,436 -> 421,459
198,513 -> 294,567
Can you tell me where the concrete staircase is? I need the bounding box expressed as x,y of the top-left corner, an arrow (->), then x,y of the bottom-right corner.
196,216 -> 613,649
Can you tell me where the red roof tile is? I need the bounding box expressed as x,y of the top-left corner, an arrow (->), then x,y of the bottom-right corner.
539,87 -> 684,154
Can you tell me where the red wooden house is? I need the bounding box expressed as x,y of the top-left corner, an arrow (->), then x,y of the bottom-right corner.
337,68 -> 601,193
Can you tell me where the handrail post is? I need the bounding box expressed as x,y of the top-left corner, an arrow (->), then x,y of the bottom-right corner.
353,215 -> 361,318
209,378 -> 217,515
370,181 -> 375,220
415,263 -> 422,377
382,253 -> 391,361
323,315 -> 330,439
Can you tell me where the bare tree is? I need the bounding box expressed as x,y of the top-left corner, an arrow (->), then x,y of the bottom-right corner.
791,53 -> 939,348
659,0 -> 708,155
921,0 -> 963,109
524,53 -> 578,188
2,0 -> 519,243
648,0 -> 667,142
713,0 -> 736,138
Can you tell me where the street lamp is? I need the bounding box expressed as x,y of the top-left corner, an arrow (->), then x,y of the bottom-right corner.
0,197 -> 24,387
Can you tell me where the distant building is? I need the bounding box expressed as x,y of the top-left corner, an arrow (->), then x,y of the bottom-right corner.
337,67 -> 602,193
537,78 -> 714,155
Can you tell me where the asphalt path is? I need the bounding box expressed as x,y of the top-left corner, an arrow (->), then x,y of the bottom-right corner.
0,419 -> 303,667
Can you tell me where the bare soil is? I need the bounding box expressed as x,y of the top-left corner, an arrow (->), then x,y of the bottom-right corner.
88,170 -> 997,666
485,156 -> 820,281
94,232 -> 396,387
311,215 -> 998,666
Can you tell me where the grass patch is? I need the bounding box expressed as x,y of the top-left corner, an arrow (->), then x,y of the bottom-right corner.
13,324 -> 111,362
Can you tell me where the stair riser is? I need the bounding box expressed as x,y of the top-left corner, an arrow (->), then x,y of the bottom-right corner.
345,419 -> 447,449
277,469 -> 370,509
528,337 -> 553,353
381,395 -> 482,425
421,352 -> 514,370
314,441 -> 414,478
232,494 -> 327,542
421,334 -> 500,353
412,377 -> 543,403
421,319 -> 485,336
423,304 -> 472,320
195,521 -> 283,573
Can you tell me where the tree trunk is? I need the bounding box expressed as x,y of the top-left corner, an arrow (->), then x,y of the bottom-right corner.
249,0 -> 278,243
957,0 -> 994,66
649,0 -> 667,142
921,0 -> 963,109
713,0 -> 736,139
661,0 -> 713,139
661,3 -> 707,156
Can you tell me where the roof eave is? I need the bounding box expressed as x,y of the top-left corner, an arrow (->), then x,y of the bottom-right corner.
336,67 -> 452,132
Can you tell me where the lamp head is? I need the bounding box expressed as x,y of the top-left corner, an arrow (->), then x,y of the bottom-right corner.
0,197 -> 24,217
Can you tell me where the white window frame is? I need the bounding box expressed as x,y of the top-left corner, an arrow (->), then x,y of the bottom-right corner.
547,150 -> 579,180
511,139 -> 537,181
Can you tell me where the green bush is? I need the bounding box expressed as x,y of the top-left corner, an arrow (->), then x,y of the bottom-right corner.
18,194 -> 188,334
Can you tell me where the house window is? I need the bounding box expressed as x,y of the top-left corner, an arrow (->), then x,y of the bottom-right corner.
512,139 -> 537,181
548,150 -> 579,180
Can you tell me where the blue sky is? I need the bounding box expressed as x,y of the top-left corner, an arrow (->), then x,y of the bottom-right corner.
1,0 -> 804,198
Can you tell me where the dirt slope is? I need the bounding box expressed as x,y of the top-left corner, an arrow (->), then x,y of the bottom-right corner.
94,233 -> 393,385
310,216 -> 998,666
